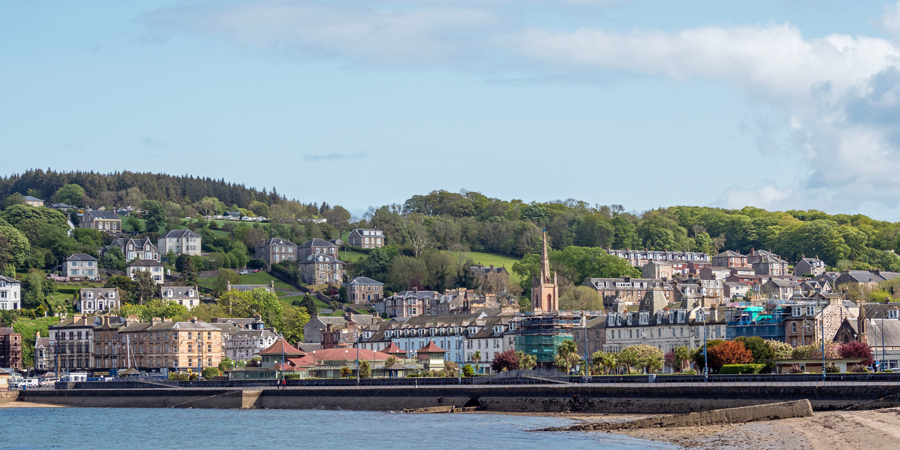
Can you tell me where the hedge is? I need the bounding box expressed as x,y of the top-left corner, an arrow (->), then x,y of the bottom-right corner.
719,364 -> 766,374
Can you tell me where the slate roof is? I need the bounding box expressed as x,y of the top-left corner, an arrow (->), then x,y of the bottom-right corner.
715,250 -> 745,257
127,259 -> 163,267
0,275 -> 21,285
23,196 -> 43,202
345,277 -> 383,285
161,286 -> 199,299
86,210 -> 121,220
300,254 -> 343,264
162,229 -> 201,239
260,238 -> 294,247
299,238 -> 338,248
67,254 -> 98,262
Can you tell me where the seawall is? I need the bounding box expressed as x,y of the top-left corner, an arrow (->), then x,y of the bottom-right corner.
18,384 -> 900,412
0,391 -> 18,404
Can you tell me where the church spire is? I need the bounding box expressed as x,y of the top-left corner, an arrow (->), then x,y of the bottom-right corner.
540,228 -> 551,284
858,299 -> 868,344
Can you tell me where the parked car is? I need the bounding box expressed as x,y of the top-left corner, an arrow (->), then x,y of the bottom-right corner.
239,270 -> 249,275
253,269 -> 260,273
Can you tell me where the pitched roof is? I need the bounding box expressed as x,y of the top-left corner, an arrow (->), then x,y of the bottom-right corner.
416,341 -> 448,353
258,338 -> 306,357
0,275 -> 20,285
345,277 -> 383,285
86,210 -> 121,220
22,196 -> 43,202
380,342 -> 406,354
162,229 -> 201,239
128,259 -> 164,267
67,254 -> 97,262
714,250 -> 745,257
260,237 -> 294,247
299,238 -> 337,248
300,254 -> 343,264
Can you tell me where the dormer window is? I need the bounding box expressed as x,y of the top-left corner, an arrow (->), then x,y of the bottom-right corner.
188,290 -> 194,297
166,290 -> 173,297
890,310 -> 900,319
639,312 -> 649,325
86,292 -> 93,299
109,293 -> 115,299
792,307 -> 801,317
806,306 -> 816,316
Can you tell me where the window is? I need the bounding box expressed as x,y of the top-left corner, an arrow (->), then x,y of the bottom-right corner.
791,322 -> 797,333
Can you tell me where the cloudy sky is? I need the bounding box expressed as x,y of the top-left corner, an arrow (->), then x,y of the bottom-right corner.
5,0 -> 900,219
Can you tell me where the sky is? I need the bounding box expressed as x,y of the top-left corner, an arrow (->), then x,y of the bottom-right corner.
4,1 -> 900,220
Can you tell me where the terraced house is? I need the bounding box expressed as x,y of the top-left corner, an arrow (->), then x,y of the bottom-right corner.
160,285 -> 200,308
49,315 -> 99,372
116,318 -> 223,371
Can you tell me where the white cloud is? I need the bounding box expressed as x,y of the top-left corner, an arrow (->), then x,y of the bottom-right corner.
140,2 -> 900,213
874,2 -> 900,37
717,183 -> 793,210
140,1 -> 505,66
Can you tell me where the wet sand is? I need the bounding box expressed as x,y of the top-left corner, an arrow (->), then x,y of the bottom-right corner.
504,408 -> 900,449
0,401 -> 66,408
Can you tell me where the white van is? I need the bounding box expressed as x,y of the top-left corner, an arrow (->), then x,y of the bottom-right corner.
21,378 -> 39,388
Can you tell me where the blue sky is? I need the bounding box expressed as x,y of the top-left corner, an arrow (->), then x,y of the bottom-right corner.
4,0 -> 900,219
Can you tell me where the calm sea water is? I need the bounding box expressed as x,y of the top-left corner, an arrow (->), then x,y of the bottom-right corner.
0,408 -> 676,449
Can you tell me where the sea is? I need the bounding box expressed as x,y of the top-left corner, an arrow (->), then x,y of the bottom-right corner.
0,408 -> 676,449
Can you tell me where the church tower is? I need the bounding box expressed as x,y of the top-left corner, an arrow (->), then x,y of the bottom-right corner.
858,300 -> 868,344
532,230 -> 558,313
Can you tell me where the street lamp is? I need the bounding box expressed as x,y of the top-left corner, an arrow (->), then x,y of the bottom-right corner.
702,309 -> 708,382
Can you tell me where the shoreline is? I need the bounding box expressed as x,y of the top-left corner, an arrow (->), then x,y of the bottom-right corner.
499,408 -> 900,449
0,401 -> 67,408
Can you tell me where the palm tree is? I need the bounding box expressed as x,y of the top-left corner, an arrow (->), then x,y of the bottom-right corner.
472,351 -> 482,375
555,340 -> 580,374
592,351 -> 618,375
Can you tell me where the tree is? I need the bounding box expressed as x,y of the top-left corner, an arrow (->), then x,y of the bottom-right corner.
359,360 -> 372,378
323,206 -> 351,238
201,367 -> 221,380
733,336 -> 774,365
618,344 -> 664,374
559,286 -> 603,311
133,270 -> 157,304
182,256 -> 198,285
388,256 -> 427,291
462,364 -> 475,377
554,340 -> 580,374
3,193 -> 24,210
491,349 -> 519,372
141,200 -> 166,232
281,306 -> 311,345
839,341 -> 874,364
100,247 -> 126,271
54,184 -> 85,207
591,351 -> 618,375
340,366 -> 352,378
299,294 -> 318,316
765,339 -> 792,359
127,215 -> 143,233
674,346 -> 691,372
21,270 -> 45,309
216,288 -> 284,330
213,269 -> 242,294
692,339 -> 724,371
515,351 -> 537,370
0,226 -> 30,268
707,341 -> 753,372
472,350 -> 482,374
218,357 -> 240,372
403,214 -> 431,258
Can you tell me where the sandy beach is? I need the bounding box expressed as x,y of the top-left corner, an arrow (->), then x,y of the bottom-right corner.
515,408 -> 900,449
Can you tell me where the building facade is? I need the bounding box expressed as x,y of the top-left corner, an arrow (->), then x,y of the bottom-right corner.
49,315 -> 99,372
76,288 -> 121,314
606,249 -> 711,267
158,229 -> 202,256
297,238 -> 339,259
298,254 -> 344,285
343,277 -> 384,304
0,328 -> 23,370
161,285 -> 201,308
126,260 -> 165,284
65,254 -> 99,281
101,237 -> 160,262
81,210 -> 122,233
347,229 -> 385,249
0,276 -> 22,311
254,238 -> 297,267
116,318 -> 224,371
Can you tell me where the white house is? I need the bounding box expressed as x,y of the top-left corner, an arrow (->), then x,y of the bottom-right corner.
0,276 -> 22,310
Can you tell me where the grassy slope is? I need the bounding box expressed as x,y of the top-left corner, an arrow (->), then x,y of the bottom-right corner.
446,251 -> 522,284
198,271 -> 298,291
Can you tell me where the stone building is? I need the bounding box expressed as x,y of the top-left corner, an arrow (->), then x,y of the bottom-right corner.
0,327 -> 23,370
224,328 -> 279,361
783,297 -> 855,347
254,237 -> 297,267
470,264 -> 510,291
583,277 -> 674,308
116,318 -> 224,371
606,249 -> 711,267
795,258 -> 827,277
81,210 -> 121,233
34,333 -> 52,373
641,261 -> 674,280
347,229 -> 384,249
382,290 -> 438,318
298,254 -> 344,285
343,277 -> 384,304
573,317 -> 607,363
712,250 -> 749,268
0,275 -> 22,311
92,315 -> 129,373
297,238 -> 339,259
49,315 -> 99,372
532,230 -> 558,313
158,229 -> 202,257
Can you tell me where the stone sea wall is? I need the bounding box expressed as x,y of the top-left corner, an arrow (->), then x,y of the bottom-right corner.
18,384 -> 900,412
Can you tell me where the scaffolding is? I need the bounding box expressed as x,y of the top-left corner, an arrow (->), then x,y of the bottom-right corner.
512,314 -> 578,364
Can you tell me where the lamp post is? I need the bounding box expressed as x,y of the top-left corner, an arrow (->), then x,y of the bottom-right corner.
356,331 -> 360,385
583,315 -> 588,378
702,309 -> 708,382
883,313 -> 886,373
820,302 -> 826,381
